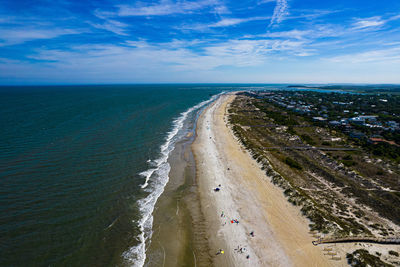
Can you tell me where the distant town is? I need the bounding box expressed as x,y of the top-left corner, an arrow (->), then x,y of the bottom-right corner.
244,90 -> 400,162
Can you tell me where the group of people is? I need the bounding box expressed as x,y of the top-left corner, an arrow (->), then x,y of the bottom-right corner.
216,204 -> 255,261
230,219 -> 239,225
212,181 -> 255,262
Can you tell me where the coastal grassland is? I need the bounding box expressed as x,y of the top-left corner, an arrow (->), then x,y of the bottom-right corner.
227,94 -> 400,266
347,249 -> 394,267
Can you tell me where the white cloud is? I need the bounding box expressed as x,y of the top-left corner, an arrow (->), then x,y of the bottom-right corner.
264,29 -> 310,39
4,40 -> 400,84
329,47 -> 400,63
25,37 -> 311,75
176,16 -> 270,31
0,28 -> 78,46
269,0 -> 289,26
245,23 -> 343,43
257,0 -> 275,4
351,14 -> 400,31
211,18 -> 249,27
210,16 -> 270,27
89,19 -> 129,36
352,16 -> 385,29
116,0 -> 225,16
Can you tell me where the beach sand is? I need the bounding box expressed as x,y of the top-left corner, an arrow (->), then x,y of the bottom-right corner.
192,94 -> 341,266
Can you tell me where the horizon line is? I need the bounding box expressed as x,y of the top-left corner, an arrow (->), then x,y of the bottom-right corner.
1,82 -> 400,87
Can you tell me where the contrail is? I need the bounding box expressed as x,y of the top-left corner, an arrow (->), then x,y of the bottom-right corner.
269,0 -> 288,26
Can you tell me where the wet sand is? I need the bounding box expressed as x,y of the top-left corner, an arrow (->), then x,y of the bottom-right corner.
192,94 -> 338,266
144,119 -> 211,267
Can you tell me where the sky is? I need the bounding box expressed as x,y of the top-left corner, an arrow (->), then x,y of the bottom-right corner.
0,0 -> 400,85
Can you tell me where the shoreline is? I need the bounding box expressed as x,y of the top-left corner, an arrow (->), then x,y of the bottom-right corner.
144,134 -> 199,266
192,94 -> 336,266
143,95 -> 219,266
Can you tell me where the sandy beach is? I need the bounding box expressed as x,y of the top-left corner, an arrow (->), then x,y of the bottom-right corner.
192,94 -> 340,266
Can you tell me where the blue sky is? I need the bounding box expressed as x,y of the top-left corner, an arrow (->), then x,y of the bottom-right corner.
0,0 -> 400,84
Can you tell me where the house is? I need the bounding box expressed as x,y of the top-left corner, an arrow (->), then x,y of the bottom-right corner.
349,115 -> 378,125
313,117 -> 327,121
329,120 -> 341,126
359,115 -> 377,121
387,121 -> 400,131
349,117 -> 365,124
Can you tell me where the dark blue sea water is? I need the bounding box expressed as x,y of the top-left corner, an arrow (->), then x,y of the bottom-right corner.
0,85 -> 224,266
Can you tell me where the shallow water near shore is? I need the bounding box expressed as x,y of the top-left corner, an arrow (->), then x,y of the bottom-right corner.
144,136 -> 197,266
144,100 -> 214,267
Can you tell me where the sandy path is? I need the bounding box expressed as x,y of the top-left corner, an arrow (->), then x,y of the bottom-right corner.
192,94 -> 340,267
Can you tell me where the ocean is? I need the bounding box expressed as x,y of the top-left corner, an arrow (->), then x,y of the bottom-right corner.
0,85 -> 223,266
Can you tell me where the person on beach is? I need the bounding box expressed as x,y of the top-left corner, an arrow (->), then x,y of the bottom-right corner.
250,231 -> 254,237
216,249 -> 224,255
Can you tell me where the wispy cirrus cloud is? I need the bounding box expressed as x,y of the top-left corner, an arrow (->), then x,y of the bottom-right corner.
263,24 -> 342,39
257,0 -> 275,4
352,16 -> 385,29
89,19 -> 129,36
176,16 -> 270,31
114,0 -> 226,17
25,37 -> 311,74
0,28 -> 79,46
329,46 -> 400,63
212,16 -> 270,27
352,14 -> 400,30
269,0 -> 289,27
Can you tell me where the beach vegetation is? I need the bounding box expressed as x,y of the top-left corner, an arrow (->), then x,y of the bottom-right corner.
300,134 -> 315,145
284,157 -> 303,170
389,251 -> 399,257
346,249 -> 394,267
228,93 -> 399,239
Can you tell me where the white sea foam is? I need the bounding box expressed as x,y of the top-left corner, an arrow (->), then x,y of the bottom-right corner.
139,169 -> 156,189
123,93 -> 223,267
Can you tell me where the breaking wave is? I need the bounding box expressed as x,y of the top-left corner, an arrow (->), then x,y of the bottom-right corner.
122,93 -> 222,267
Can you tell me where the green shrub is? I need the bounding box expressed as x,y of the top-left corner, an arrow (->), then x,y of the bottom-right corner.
389,250 -> 399,257
300,134 -> 316,145
287,126 -> 297,135
347,249 -> 393,267
343,154 -> 353,160
284,157 -> 303,170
